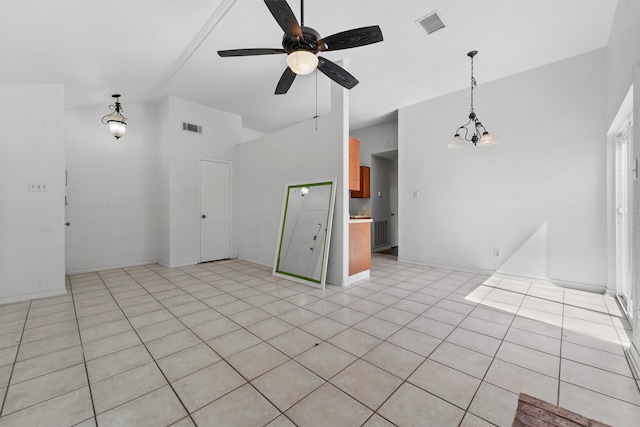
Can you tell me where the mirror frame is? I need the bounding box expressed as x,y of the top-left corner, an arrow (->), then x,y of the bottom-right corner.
272,178 -> 337,289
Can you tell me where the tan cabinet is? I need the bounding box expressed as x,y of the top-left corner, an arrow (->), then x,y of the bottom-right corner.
349,221 -> 371,275
349,137 -> 360,191
351,166 -> 370,198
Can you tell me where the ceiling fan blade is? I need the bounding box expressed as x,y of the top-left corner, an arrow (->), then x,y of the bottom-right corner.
264,0 -> 303,39
317,57 -> 359,90
218,48 -> 286,57
317,25 -> 383,52
275,67 -> 297,94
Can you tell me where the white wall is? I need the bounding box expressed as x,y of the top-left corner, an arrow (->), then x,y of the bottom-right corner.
0,85 -> 66,303
65,104 -> 160,273
158,97 -> 242,267
605,0 -> 640,376
352,121 -> 399,168
399,49 -> 607,291
235,83 -> 348,286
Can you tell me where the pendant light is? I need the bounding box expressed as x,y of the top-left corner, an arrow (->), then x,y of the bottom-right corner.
101,94 -> 127,139
449,51 -> 497,148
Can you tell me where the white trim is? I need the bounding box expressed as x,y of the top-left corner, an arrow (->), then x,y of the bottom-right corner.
158,260 -> 201,269
235,256 -> 272,269
493,271 -> 606,294
66,259 -> 159,275
0,288 -> 68,305
397,257 -> 606,294
607,86 -> 633,135
626,342 -> 640,380
342,270 -> 370,287
144,0 -> 238,102
398,257 -> 495,276
607,84 -> 635,317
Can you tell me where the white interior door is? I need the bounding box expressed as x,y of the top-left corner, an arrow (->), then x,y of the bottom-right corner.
200,160 -> 232,263
389,172 -> 398,247
615,115 -> 634,318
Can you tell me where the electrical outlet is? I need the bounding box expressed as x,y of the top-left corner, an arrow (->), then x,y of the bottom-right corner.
28,182 -> 48,192
494,249 -> 501,257
413,191 -> 420,199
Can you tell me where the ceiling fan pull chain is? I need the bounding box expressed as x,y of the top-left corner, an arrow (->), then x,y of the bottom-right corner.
314,68 -> 319,131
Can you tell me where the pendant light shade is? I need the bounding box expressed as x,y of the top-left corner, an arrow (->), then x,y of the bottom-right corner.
449,133 -> 466,149
286,51 -> 319,75
107,119 -> 127,139
449,51 -> 497,148
101,94 -> 127,139
477,131 -> 497,146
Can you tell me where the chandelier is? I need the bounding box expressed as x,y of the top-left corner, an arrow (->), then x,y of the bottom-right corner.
101,94 -> 127,139
449,51 -> 497,148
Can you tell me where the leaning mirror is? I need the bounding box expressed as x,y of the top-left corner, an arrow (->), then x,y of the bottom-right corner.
273,178 -> 337,289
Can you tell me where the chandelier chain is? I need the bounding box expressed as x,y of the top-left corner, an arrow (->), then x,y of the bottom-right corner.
470,55 -> 475,114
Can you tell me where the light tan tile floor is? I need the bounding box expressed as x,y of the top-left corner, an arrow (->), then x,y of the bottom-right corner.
0,254 -> 639,426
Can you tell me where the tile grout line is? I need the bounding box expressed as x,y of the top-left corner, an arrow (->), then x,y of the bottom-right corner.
69,278 -> 100,426
361,269 -> 485,426
557,289 -> 566,407
0,299 -> 31,419
111,262 -> 317,424
325,270 -> 499,426
452,277 -> 531,426
94,266 -> 203,426
158,263 -> 307,426
5,256 -> 638,426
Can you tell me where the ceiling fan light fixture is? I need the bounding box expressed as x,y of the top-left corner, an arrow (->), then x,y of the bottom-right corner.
286,50 -> 318,75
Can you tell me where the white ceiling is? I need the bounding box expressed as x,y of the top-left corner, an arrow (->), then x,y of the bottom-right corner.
0,0 -> 618,134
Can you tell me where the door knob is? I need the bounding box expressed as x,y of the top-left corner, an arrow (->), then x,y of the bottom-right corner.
65,222 -> 70,226
201,215 -> 206,219
390,213 -> 395,216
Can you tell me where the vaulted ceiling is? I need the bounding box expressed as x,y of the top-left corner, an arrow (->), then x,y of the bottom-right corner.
0,0 -> 618,133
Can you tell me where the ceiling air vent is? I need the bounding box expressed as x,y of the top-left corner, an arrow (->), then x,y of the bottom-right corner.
417,11 -> 446,35
182,122 -> 203,134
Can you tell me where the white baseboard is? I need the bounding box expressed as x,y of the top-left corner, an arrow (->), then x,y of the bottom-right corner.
492,270 -> 606,294
158,260 -> 200,269
396,257 -> 606,294
397,257 -> 495,276
626,341 -> 640,380
0,288 -> 68,305
66,259 -> 159,275
235,255 -> 272,269
343,270 -> 370,287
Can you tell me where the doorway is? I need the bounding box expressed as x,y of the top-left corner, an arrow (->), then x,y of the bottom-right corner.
615,114 -> 634,318
199,159 -> 232,263
389,171 -> 398,248
611,87 -> 634,319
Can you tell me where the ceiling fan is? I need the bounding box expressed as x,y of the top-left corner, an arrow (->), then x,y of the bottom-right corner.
217,0 -> 383,94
